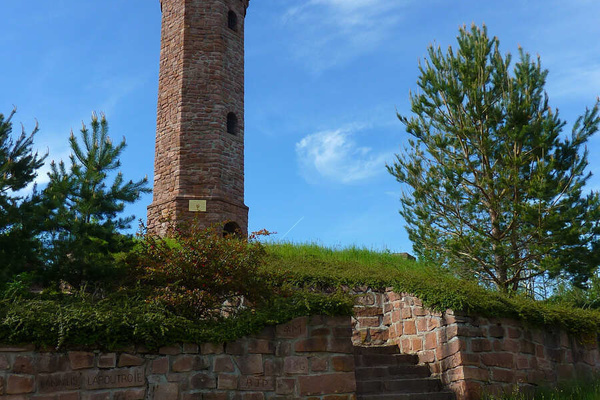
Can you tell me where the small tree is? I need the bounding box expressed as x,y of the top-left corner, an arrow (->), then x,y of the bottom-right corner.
387,25 -> 600,294
43,112 -> 151,287
0,108 -> 46,280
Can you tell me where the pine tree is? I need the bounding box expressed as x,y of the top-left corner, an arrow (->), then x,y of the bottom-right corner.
0,108 -> 46,280
387,25 -> 600,295
43,112 -> 151,287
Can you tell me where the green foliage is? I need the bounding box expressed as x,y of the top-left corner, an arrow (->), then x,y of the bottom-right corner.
387,24 -> 600,294
42,112 -> 151,288
0,108 -> 46,280
483,378 -> 600,399
134,223 -> 275,319
0,288 -> 353,350
262,242 -> 600,335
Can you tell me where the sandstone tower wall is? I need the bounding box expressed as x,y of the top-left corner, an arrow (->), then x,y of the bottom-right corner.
148,0 -> 250,235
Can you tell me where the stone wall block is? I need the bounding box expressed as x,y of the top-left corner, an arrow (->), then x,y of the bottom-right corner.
151,382 -> 179,400
201,343 -> 224,355
218,373 -> 238,390
68,352 -> 94,370
275,377 -> 295,395
295,338 -> 328,353
276,317 -> 307,339
118,354 -> 144,368
247,339 -> 274,354
283,356 -> 309,375
214,355 -> 235,373
159,345 -> 181,356
6,374 -> 35,394
172,355 -> 195,372
234,354 -> 263,375
190,372 -> 217,389
97,354 -> 116,369
12,355 -> 34,374
297,372 -> 356,396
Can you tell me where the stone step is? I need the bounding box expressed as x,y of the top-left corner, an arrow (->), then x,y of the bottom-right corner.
355,365 -> 431,380
357,378 -> 442,394
354,345 -> 400,355
357,391 -> 456,400
354,354 -> 419,367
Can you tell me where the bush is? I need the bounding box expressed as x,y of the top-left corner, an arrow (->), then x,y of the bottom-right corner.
134,223 -> 275,319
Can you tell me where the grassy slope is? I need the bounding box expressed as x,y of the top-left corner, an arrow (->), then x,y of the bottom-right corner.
261,243 -> 600,335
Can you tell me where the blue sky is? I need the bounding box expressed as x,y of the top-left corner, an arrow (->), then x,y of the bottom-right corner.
2,0 -> 600,253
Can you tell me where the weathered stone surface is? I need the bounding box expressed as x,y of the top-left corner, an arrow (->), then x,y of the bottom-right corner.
218,373 -> 238,390
68,352 -> 94,370
12,355 -> 34,374
214,355 -> 235,372
190,372 -> 216,389
159,345 -> 181,356
172,355 -> 194,372
38,372 -> 82,393
118,354 -> 144,368
238,376 -> 275,391
234,354 -> 263,375
276,317 -> 307,339
284,356 -> 309,374
151,357 -> 168,374
152,383 -> 178,400
298,373 -> 356,395
82,367 -> 145,390
7,374 -> 35,394
98,354 -> 116,369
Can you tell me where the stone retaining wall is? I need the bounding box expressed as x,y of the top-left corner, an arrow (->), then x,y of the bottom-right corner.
352,289 -> 600,400
0,316 -> 356,400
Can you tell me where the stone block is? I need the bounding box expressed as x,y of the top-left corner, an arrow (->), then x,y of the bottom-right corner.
214,355 -> 235,372
310,356 -> 328,372
276,317 -> 308,339
235,354 -> 263,375
492,368 -> 515,383
238,376 -> 275,391
298,373 -> 356,395
84,392 -> 111,400
58,393 -> 80,400
152,383 -> 179,400
190,372 -> 216,389
295,338 -> 328,353
218,373 -> 239,390
481,353 -> 514,369
204,393 -> 228,400
403,320 -> 416,335
0,344 -> 35,352
276,378 -> 296,395
226,339 -> 247,355
310,327 -> 332,337
118,354 -> 144,367
201,343 -> 224,354
354,307 -> 382,317
326,316 -> 352,327
12,356 -> 34,374
113,388 -> 146,400
151,357 -> 168,374
7,375 -> 35,394
38,372 -> 82,393
0,354 -> 9,370
328,338 -> 353,353
471,338 -> 492,353
284,356 -> 309,374
172,355 -> 195,372
247,339 -> 274,354
82,367 -> 145,390
98,353 -> 116,369
332,355 -> 354,372
37,354 -> 68,373
68,352 -> 94,370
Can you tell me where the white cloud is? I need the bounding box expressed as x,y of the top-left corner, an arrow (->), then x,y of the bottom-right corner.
281,0 -> 411,72
296,125 -> 391,184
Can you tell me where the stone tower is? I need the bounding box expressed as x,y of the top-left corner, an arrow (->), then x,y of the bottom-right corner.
148,0 -> 250,235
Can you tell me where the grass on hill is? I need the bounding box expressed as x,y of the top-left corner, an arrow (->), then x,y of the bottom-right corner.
261,242 -> 600,335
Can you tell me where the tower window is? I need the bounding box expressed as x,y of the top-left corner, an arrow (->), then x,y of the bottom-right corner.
227,112 -> 238,135
228,11 -> 238,31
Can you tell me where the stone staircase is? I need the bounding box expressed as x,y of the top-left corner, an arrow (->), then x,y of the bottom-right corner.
354,346 -> 456,400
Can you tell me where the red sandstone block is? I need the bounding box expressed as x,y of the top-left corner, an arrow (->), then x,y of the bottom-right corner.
118,354 -> 144,368
84,392 -> 110,400
214,355 -> 235,372
182,394 -> 202,400
516,356 -> 530,370
401,338 -> 411,353
152,383 -> 179,400
68,352 -> 94,370
172,355 -> 195,372
284,356 -> 309,374
310,356 -> 328,372
329,338 -> 353,354
413,306 -> 427,316
234,354 -> 263,375
152,357 -> 168,374
58,393 -> 80,400
403,320 -> 416,335
557,364 -> 574,381
411,338 -> 423,352
201,343 -> 224,355
492,368 -> 515,383
190,373 -> 217,389
382,314 -> 391,326
387,292 -> 402,302
488,325 -> 505,338
369,329 -> 389,344
416,318 -> 428,333
332,355 -> 354,372
159,345 -> 181,356
355,307 -> 383,317
334,327 -> 353,338
520,340 -> 535,355
324,395 -> 355,400
238,376 -> 275,391
218,373 -> 239,390
247,339 -> 274,354
425,332 -> 437,350
298,372 -> 356,395
295,338 -> 328,353
0,376 -> 4,396
481,353 -> 514,369
470,339 -> 492,353
263,358 -> 282,376
275,342 -> 292,357
12,356 -> 34,374
419,350 -> 435,363
355,294 -> 376,306
276,377 -> 296,395
31,395 -> 58,400
276,317 -> 307,339
97,353 -> 116,369
7,375 -> 35,394
508,327 -> 522,339
401,308 -> 412,319
0,354 -> 9,370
